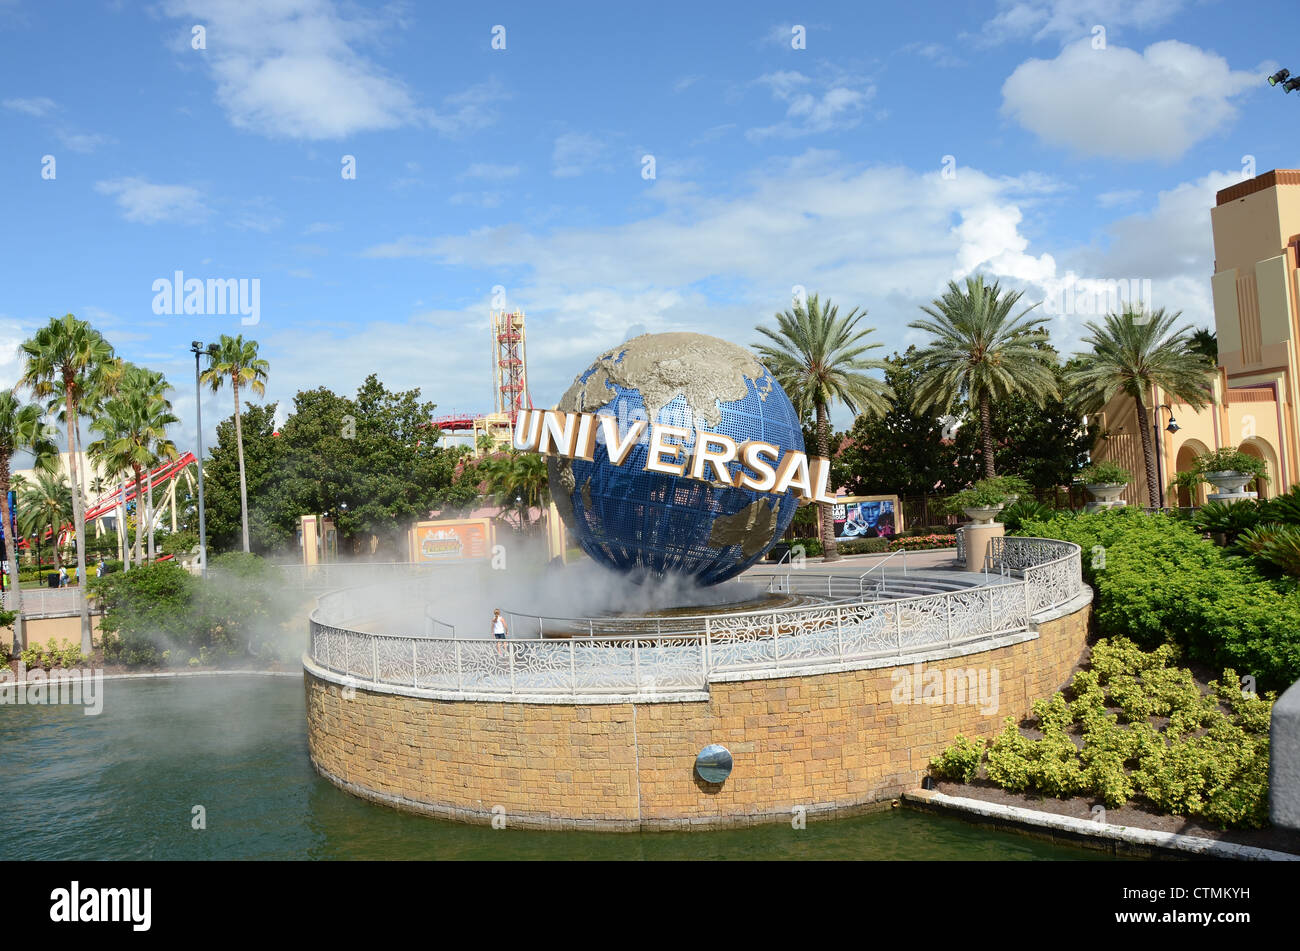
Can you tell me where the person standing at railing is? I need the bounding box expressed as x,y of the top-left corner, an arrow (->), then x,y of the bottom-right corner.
492,608 -> 508,656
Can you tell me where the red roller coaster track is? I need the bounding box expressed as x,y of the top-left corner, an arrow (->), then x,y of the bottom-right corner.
15,451 -> 198,550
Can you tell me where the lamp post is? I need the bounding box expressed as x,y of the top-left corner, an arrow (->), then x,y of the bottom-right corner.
1151,403 -> 1179,509
191,342 -> 216,578
32,532 -> 40,578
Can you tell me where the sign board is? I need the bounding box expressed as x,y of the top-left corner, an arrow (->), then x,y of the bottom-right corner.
832,495 -> 902,540
409,518 -> 493,563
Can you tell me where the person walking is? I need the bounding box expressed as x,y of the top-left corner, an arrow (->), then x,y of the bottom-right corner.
97,555 -> 105,578
58,565 -> 69,588
492,609 -> 508,656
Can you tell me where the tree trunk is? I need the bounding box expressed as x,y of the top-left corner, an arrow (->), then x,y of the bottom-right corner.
233,379 -> 250,552
131,465 -> 145,568
817,402 -> 839,562
146,467 -> 155,563
1,460 -> 24,653
1135,399 -> 1160,509
64,384 -> 92,655
979,392 -> 996,480
119,477 -> 128,571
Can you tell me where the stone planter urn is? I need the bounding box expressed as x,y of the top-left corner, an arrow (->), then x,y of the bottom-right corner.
962,504 -> 1003,525
1203,470 -> 1256,502
1084,483 -> 1127,512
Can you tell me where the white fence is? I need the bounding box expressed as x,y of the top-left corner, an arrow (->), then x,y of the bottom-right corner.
307,537 -> 1083,699
3,586 -> 87,617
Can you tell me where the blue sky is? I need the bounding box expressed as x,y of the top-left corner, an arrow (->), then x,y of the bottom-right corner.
0,0 -> 1295,450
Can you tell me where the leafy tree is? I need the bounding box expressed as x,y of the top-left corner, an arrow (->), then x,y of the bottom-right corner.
86,365 -> 179,567
203,402 -> 287,553
201,335 -> 269,553
20,313 -> 115,652
835,348 -> 955,497
480,451 -> 550,529
909,276 -> 1058,480
1065,307 -> 1214,507
17,470 -> 73,568
0,390 -> 59,650
951,348 -> 1096,491
755,293 -> 892,562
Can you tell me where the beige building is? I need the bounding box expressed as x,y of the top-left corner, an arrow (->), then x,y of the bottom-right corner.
1092,169 -> 1300,506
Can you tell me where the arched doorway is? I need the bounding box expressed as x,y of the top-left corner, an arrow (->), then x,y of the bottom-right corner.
1239,438 -> 1279,499
1173,438 -> 1210,507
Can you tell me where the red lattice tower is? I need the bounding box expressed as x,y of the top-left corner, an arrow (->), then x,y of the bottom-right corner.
491,309 -> 531,424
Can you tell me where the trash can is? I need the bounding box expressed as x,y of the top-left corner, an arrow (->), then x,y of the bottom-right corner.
46,572 -> 59,588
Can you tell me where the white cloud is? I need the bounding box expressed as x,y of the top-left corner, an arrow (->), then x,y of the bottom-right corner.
160,0 -> 504,140
980,0 -> 1189,45
1002,39 -> 1260,161
460,162 -> 520,181
552,132 -> 610,178
2,96 -> 57,116
747,70 -> 874,140
94,178 -> 209,224
55,129 -> 113,153
1096,189 -> 1141,207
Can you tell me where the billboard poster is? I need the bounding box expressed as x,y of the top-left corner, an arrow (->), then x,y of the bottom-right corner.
410,519 -> 492,562
832,496 -> 900,540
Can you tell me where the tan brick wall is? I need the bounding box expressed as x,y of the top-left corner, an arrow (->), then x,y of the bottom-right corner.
306,601 -> 1090,830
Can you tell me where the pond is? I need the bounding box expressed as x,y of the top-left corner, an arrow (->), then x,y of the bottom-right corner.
0,675 -> 1115,861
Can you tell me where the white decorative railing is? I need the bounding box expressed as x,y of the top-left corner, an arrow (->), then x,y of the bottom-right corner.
306,537 -> 1083,699
3,586 -> 87,617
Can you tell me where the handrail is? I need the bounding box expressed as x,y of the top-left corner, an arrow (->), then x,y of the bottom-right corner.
307,537 -> 1084,698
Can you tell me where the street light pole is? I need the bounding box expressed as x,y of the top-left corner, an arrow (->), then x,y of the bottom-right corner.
192,342 -> 210,579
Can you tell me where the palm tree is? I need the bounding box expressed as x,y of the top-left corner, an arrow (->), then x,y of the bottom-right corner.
1065,307 -> 1214,508
482,451 -> 549,528
908,275 -> 1058,480
20,314 -> 115,653
87,368 -> 178,567
1189,327 -> 1219,368
17,470 -> 73,570
0,391 -> 59,650
755,294 -> 892,562
201,335 -> 269,553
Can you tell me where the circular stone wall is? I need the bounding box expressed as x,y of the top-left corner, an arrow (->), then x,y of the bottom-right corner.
304,592 -> 1091,830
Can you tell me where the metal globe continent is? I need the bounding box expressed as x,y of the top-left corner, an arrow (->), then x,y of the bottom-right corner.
547,332 -> 804,585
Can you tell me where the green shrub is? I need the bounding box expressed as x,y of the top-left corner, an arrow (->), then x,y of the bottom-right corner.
1078,461 -> 1131,485
997,499 -> 1054,533
1017,510 -> 1300,689
985,718 -> 1035,792
1195,448 -> 1268,481
929,734 -> 985,782
837,537 -> 890,554
888,534 -> 957,552
967,636 -> 1276,828
944,475 -> 1031,514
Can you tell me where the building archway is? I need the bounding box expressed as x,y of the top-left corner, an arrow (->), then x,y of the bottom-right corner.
1239,438 -> 1280,499
1173,438 -> 1210,507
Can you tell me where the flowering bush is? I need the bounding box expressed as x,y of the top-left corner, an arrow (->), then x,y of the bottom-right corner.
888,533 -> 956,552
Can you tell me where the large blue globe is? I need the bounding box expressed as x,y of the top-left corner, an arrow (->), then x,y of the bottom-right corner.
548,332 -> 805,585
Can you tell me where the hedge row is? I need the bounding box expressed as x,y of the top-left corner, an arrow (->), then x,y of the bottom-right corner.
1018,509 -> 1300,690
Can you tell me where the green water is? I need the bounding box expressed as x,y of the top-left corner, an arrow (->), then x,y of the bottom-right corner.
0,676 -> 1112,860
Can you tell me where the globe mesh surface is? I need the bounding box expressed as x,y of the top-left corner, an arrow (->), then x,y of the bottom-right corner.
559,368 -> 804,586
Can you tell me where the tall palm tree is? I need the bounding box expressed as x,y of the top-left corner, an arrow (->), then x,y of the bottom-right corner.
201,335 -> 269,553
0,392 -> 59,651
20,314 -> 115,653
908,275 -> 1058,479
17,471 -> 73,570
755,294 -> 892,562
1065,307 -> 1214,508
87,368 -> 178,567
